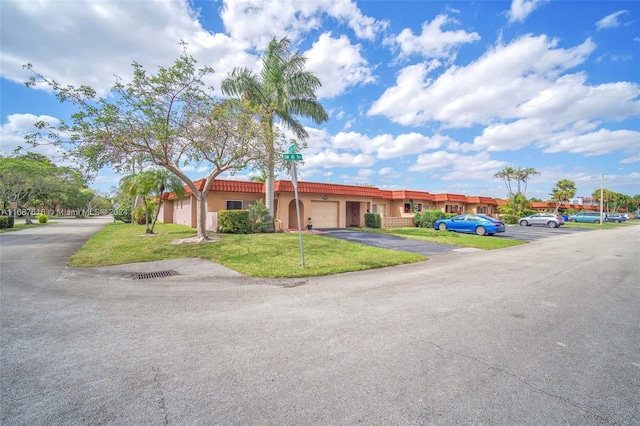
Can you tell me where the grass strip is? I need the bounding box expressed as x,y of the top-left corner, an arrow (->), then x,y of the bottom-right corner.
68,222 -> 427,277
355,227 -> 526,250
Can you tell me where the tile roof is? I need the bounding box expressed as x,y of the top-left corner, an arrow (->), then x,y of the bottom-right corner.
274,180 -> 383,197
162,178 -> 533,206
384,190 -> 434,201
466,196 -> 499,205
433,193 -> 468,202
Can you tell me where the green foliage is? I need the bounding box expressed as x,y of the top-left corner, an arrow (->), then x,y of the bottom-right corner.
221,36 -> 329,217
113,206 -> 132,223
37,213 -> 49,223
0,154 -> 89,215
249,200 -> 272,233
414,209 -> 447,228
133,200 -> 156,225
0,216 -> 14,229
217,210 -> 251,234
364,213 -> 382,228
521,209 -> 537,217
501,214 -> 519,224
25,48 -> 265,240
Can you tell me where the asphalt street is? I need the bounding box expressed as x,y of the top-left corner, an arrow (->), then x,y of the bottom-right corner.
1,218 -> 638,425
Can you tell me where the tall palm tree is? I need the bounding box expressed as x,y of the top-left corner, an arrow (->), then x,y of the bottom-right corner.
551,179 -> 577,214
516,167 -> 540,197
493,166 -> 517,197
221,37 -> 329,227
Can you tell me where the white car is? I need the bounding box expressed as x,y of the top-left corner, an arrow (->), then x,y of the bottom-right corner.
518,213 -> 565,228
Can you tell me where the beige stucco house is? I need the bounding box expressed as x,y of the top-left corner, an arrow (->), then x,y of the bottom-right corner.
157,178 -> 506,230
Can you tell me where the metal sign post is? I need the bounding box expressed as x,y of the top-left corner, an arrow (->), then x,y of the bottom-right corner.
284,144 -> 305,268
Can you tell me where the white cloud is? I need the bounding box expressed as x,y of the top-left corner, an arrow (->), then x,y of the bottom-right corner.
466,73 -> 640,153
369,35 -> 597,128
620,156 -> 640,164
596,10 -> 630,31
0,113 -> 67,160
220,0 -> 386,49
542,129 -> 640,156
303,150 -> 376,169
305,33 -> 375,98
331,131 -> 450,159
339,168 -> 375,185
389,14 -> 480,61
508,0 -> 548,24
1,0 -> 254,95
409,151 -> 508,183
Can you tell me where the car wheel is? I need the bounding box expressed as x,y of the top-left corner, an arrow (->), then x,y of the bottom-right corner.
475,226 -> 487,236
593,219 -> 600,224
547,221 -> 558,228
519,220 -> 528,226
438,223 -> 447,231
615,219 -> 621,223
570,219 -> 577,222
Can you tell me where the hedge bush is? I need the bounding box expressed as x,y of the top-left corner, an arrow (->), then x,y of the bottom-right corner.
37,214 -> 49,223
0,215 -> 15,229
113,206 -> 132,223
501,214 -> 519,225
364,213 -> 382,228
249,200 -> 272,233
414,209 -> 448,228
217,210 -> 251,234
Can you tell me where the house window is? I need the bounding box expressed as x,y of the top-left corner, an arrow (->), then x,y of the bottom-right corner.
445,204 -> 461,213
404,203 -> 411,213
416,203 -> 423,212
477,206 -> 486,214
226,200 -> 244,210
372,204 -> 386,216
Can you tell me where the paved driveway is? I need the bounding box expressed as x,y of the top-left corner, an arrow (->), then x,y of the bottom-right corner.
319,228 -> 469,255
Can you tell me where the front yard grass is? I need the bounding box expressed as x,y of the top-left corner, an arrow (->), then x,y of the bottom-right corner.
68,222 -> 427,277
562,221 -> 637,229
356,227 -> 526,250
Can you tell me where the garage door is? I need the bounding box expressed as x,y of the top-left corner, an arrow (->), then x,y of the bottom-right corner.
311,201 -> 339,228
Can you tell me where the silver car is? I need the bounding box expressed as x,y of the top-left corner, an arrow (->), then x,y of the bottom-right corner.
518,213 -> 564,228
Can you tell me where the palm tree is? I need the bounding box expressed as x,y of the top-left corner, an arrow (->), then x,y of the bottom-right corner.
120,169 -> 185,233
550,179 -> 577,214
493,166 -> 517,197
221,37 -> 329,227
516,167 -> 540,197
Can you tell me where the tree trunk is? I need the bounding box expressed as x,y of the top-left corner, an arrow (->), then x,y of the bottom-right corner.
265,160 -> 275,232
143,196 -> 151,233
149,196 -> 163,234
195,192 -> 208,241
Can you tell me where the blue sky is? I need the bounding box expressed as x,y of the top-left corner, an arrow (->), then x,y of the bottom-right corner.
1,0 -> 639,200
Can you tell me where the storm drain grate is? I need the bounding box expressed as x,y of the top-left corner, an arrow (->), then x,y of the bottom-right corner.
135,270 -> 178,280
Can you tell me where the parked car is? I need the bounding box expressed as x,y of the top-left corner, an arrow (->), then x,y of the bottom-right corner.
605,214 -> 627,223
518,213 -> 564,228
434,214 -> 506,236
567,212 -> 604,223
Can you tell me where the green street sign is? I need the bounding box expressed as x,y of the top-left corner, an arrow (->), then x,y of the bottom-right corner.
283,153 -> 303,161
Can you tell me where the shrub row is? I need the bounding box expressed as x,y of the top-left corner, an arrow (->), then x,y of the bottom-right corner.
414,209 -> 450,228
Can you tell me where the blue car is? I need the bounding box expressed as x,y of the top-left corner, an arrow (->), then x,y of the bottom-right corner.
434,214 -> 506,236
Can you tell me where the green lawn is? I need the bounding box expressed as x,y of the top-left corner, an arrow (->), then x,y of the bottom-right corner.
355,227 -> 526,250
562,220 -> 638,229
68,223 -> 427,277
